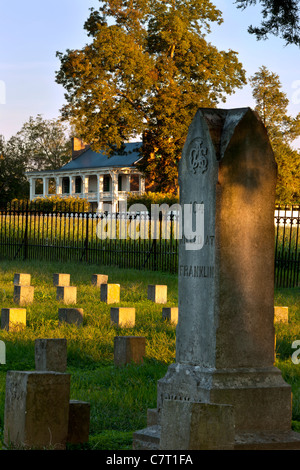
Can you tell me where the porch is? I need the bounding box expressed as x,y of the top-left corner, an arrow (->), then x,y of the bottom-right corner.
27,170 -> 145,212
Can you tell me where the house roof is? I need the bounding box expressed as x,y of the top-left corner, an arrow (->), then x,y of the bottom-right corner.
58,141 -> 143,172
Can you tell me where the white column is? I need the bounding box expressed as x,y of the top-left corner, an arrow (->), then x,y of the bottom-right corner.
82,175 -> 89,196
139,175 -> 145,194
110,172 -> 119,212
70,176 -> 76,195
29,178 -> 34,200
124,174 -> 131,192
56,177 -> 62,195
96,174 -> 104,211
42,177 -> 47,197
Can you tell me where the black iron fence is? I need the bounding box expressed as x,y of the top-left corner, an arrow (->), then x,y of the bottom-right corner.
0,202 -> 179,274
0,202 -> 299,287
274,205 -> 299,288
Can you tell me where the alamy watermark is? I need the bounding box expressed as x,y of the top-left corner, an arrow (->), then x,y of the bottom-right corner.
0,340 -> 6,364
292,340 -> 300,365
96,202 -> 205,251
0,80 -> 6,105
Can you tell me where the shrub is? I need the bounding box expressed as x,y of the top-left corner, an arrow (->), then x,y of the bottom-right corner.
126,192 -> 179,212
8,196 -> 89,212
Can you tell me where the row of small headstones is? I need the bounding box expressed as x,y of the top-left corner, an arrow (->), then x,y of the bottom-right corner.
10,272 -> 289,323
3,338 -> 90,449
2,272 -> 179,332
11,272 -> 176,309
1,304 -> 178,330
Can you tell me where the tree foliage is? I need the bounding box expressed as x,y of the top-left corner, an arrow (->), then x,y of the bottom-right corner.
16,114 -> 72,172
0,136 -> 29,205
235,0 -> 300,46
127,191 -> 179,211
0,115 -> 72,205
250,66 -> 300,203
56,0 -> 246,191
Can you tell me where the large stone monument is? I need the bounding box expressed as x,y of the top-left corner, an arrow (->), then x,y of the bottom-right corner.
133,107 -> 300,450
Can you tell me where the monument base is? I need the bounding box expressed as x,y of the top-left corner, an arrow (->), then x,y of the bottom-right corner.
132,363 -> 300,450
156,364 -> 293,432
132,425 -> 300,450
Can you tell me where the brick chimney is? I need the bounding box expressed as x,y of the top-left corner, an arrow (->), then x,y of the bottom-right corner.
71,137 -> 90,160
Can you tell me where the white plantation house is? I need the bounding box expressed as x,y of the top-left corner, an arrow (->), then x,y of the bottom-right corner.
26,138 -> 145,212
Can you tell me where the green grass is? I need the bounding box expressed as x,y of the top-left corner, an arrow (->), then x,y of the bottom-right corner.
0,259 -> 299,449
0,259 -> 177,450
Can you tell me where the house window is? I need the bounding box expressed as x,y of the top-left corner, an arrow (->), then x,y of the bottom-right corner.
103,175 -> 110,192
48,178 -> 56,195
34,178 -> 43,195
75,176 -> 82,194
62,177 -> 70,194
118,175 -> 122,191
130,174 -> 139,191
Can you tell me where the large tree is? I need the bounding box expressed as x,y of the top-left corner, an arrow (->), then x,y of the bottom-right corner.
250,65 -> 300,203
16,114 -> 72,172
0,135 -> 29,205
0,115 -> 72,205
235,0 -> 300,46
56,0 -> 246,191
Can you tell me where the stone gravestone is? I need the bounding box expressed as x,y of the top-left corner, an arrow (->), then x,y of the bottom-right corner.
274,306 -> 289,323
114,336 -> 146,366
4,371 -> 71,449
1,308 -> 26,331
53,273 -> 70,287
13,273 -> 31,286
133,107 -> 300,450
111,307 -> 136,328
35,338 -> 67,372
56,286 -> 77,305
58,308 -> 84,326
13,285 -> 34,306
162,307 -> 178,325
67,400 -> 90,445
91,274 -> 108,287
101,284 -> 120,304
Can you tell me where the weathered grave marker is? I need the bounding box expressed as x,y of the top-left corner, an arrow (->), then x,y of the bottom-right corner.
101,284 -> 120,304
67,400 -> 90,445
162,307 -> 178,325
147,285 -> 167,304
111,307 -> 135,327
114,336 -> 146,366
91,274 -> 108,287
35,338 -> 67,372
133,107 -> 300,450
13,285 -> 34,306
4,371 -> 71,450
58,308 -> 84,326
274,306 -> 289,323
53,273 -> 70,287
56,286 -> 77,305
13,273 -> 31,286
1,308 -> 26,331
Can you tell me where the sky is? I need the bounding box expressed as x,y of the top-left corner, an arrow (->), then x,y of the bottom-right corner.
0,0 -> 299,148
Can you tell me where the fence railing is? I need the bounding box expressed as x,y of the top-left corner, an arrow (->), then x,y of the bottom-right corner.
274,205 -> 299,288
0,202 -> 299,287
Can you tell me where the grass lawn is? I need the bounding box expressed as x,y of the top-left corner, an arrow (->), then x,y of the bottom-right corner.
0,258 -> 299,450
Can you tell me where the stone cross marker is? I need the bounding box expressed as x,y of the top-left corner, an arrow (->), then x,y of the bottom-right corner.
133,107 -> 300,450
